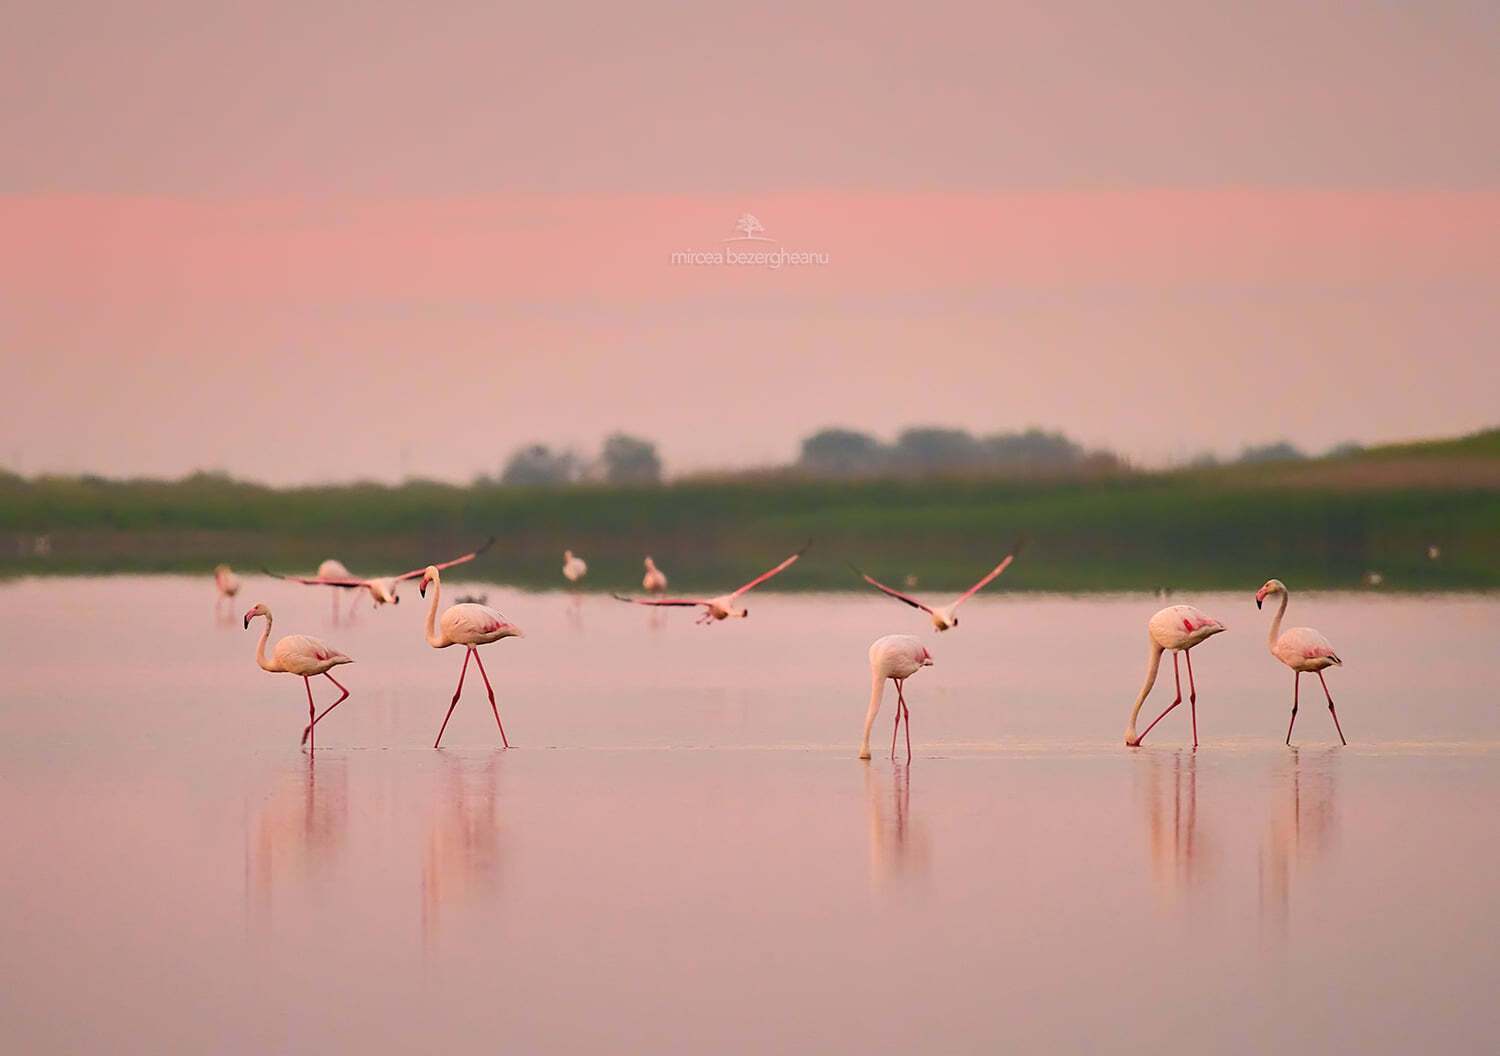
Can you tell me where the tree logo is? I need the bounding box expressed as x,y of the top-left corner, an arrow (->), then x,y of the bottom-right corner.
724,213 -> 775,243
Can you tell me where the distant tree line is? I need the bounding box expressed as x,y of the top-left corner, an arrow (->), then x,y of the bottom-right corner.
496,432 -> 663,486
796,426 -> 1123,479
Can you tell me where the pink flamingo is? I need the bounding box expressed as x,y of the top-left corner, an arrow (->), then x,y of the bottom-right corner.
851,541 -> 1022,631
1124,605 -> 1227,748
612,544 -> 807,623
421,564 -> 525,749
642,556 -> 668,593
860,634 -> 934,762
1256,579 -> 1347,745
243,603 -> 354,750
264,538 -> 494,612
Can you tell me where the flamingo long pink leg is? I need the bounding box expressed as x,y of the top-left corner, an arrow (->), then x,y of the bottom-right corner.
433,648 -> 473,749
1285,672 -> 1300,745
1317,672 -> 1347,746
301,673 -> 351,746
1136,653 -> 1184,745
894,681 -> 906,762
304,676 -> 316,752
470,648 -> 509,749
890,679 -> 902,760
1184,649 -> 1199,749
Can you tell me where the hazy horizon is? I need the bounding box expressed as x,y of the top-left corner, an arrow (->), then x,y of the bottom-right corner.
5,2 -> 1499,484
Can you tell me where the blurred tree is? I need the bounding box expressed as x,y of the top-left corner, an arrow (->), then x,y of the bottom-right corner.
892,427 -> 982,473
1238,441 -> 1306,464
1326,441 -> 1364,458
500,445 -> 579,486
798,428 -> 886,476
599,433 -> 662,484
981,428 -> 1086,467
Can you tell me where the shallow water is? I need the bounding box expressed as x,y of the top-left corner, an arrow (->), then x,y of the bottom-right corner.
2,578 -> 1497,1053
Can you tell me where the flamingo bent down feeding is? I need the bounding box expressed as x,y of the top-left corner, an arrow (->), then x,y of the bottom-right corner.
861,635 -> 934,763
612,544 -> 808,623
421,564 -> 524,749
1256,578 -> 1347,745
263,538 -> 495,612
1124,605 -> 1227,748
243,603 -> 354,750
851,541 -> 1023,631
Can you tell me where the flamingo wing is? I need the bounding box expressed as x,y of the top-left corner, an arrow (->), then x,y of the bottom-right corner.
729,543 -> 809,598
849,564 -> 934,615
950,542 -> 1024,608
611,593 -> 708,608
262,568 -> 368,588
392,536 -> 497,581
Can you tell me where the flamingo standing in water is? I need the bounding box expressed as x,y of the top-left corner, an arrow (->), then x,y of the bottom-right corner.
563,550 -> 588,585
1124,605 -> 1227,748
264,538 -> 494,613
1256,579 -> 1347,745
421,564 -> 525,749
851,541 -> 1022,631
861,635 -> 934,763
642,556 -> 668,593
612,545 -> 807,623
243,603 -> 354,750
214,564 -> 241,615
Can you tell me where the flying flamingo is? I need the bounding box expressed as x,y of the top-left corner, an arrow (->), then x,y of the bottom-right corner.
1256,579 -> 1347,745
851,541 -> 1023,631
214,564 -> 241,615
421,564 -> 525,749
861,635 -> 934,763
1124,605 -> 1227,748
243,603 -> 354,751
563,550 -> 588,584
642,556 -> 668,593
612,544 -> 808,623
264,538 -> 495,612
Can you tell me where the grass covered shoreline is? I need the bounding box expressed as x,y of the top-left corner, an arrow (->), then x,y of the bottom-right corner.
3,431 -> 1496,592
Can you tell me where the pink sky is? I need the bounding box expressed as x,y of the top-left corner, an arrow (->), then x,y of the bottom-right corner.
4,2 -> 1498,482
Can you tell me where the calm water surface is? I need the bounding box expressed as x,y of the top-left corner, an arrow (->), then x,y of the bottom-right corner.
2,577 -> 1497,1053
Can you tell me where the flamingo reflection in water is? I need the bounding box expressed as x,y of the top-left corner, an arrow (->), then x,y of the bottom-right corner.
864,763 -> 930,894
244,757 -> 349,924
422,754 -> 504,947
1139,750 -> 1211,904
1259,748 -> 1339,935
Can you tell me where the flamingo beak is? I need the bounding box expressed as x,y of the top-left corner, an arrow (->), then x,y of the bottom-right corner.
419,581 -> 427,598
243,613 -> 250,629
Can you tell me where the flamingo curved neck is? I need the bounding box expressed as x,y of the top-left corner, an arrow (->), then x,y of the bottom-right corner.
424,573 -> 447,647
1125,641 -> 1165,742
859,672 -> 885,757
254,618 -> 281,672
1268,590 -> 1289,652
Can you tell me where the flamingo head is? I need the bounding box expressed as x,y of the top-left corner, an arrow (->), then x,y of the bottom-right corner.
418,565 -> 441,598
243,602 -> 270,629
1255,579 -> 1286,609
564,549 -> 574,561
919,646 -> 934,666
644,556 -> 655,570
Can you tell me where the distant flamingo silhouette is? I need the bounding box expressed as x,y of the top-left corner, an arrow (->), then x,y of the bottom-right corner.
612,545 -> 807,623
563,550 -> 588,585
642,556 -> 668,593
421,564 -> 524,749
851,541 -> 1022,631
1257,579 -> 1347,745
861,635 -> 934,763
243,603 -> 354,750
1125,605 -> 1227,748
214,564 -> 241,617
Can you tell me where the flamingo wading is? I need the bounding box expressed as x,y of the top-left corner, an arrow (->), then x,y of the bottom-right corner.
421,564 -> 524,749
861,635 -> 934,763
243,603 -> 354,750
851,542 -> 1022,632
1124,605 -> 1227,748
642,556 -> 668,593
563,550 -> 588,584
612,544 -> 808,623
1256,579 -> 1347,745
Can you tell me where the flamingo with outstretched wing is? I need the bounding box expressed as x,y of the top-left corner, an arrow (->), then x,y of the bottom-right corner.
613,544 -> 808,623
263,538 -> 495,610
851,541 -> 1023,631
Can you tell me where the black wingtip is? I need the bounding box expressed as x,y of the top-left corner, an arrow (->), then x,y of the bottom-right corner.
611,593 -> 635,603
1010,535 -> 1029,557
476,535 -> 497,555
260,566 -> 282,579
796,539 -> 813,557
846,560 -> 869,579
